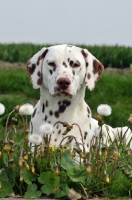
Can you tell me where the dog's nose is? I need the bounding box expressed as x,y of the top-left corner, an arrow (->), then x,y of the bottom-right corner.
57,78 -> 71,90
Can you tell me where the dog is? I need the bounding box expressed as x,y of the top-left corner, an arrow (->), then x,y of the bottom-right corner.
26,44 -> 131,151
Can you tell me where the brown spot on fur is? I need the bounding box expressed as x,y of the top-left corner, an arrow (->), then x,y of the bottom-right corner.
63,100 -> 71,107
37,77 -> 42,85
84,132 -> 88,140
69,60 -> 73,66
63,62 -> 67,68
37,71 -> 41,77
93,60 -> 104,76
32,108 -> 37,118
72,70 -> 75,76
42,103 -> 45,113
59,104 -> 66,113
86,62 -> 89,67
58,130 -> 61,135
89,123 -> 91,129
87,73 -> 91,79
87,107 -> 90,114
44,115 -> 47,121
46,100 -> 48,107
49,110 -> 53,116
54,139 -> 57,142
37,49 -> 49,65
49,69 -> 53,75
81,49 -> 88,58
27,64 -> 36,75
55,111 -> 59,118
58,101 -> 61,105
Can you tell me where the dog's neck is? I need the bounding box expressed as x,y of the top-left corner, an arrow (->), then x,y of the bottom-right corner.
40,85 -> 86,110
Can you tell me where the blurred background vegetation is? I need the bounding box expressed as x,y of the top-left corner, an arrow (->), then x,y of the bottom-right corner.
0,43 -> 132,128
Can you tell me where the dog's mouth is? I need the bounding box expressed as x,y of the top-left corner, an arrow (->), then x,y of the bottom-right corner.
53,87 -> 74,97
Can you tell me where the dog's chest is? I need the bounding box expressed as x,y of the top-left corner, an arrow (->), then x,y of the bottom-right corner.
31,99 -> 93,148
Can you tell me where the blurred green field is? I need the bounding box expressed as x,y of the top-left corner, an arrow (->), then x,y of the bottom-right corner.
0,67 -> 132,128
0,43 -> 132,68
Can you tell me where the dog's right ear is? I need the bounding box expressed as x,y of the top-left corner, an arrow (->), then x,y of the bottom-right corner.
26,48 -> 48,89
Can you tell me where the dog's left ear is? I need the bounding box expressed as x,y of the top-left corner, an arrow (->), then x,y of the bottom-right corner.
82,49 -> 104,91
26,48 -> 48,89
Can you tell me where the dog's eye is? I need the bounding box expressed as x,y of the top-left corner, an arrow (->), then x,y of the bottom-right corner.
48,62 -> 56,67
72,62 -> 80,68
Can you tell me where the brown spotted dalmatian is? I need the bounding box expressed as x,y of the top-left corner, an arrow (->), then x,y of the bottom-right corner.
26,44 -> 132,151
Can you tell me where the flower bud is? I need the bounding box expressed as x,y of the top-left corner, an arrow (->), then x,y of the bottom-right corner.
54,164 -> 60,176
80,152 -> 86,159
66,147 -> 71,152
40,147 -> 44,155
14,105 -> 20,111
113,151 -> 119,159
3,143 -> 11,153
49,145 -> 54,152
31,165 -> 35,173
0,151 -> 2,157
71,151 -> 75,157
25,162 -> 30,170
86,163 -> 92,174
104,173 -> 110,184
19,157 -> 23,168
23,155 -> 28,161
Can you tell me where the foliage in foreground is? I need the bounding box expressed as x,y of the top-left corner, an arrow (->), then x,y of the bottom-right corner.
0,43 -> 132,68
0,105 -> 132,199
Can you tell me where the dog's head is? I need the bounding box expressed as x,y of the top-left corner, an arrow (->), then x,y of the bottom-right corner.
27,44 -> 104,97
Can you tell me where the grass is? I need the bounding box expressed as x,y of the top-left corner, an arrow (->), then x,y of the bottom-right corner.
0,67 -> 132,128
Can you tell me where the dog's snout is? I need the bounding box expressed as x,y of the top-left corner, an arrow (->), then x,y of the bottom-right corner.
57,78 -> 71,90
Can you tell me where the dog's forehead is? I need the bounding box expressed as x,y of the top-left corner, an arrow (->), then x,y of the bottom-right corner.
46,44 -> 84,62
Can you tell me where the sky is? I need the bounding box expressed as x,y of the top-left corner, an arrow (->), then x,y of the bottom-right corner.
0,0 -> 132,46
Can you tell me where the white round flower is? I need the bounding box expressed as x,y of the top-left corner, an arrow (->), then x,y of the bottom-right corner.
97,104 -> 112,116
19,103 -> 34,115
0,103 -> 5,115
28,134 -> 42,145
39,123 -> 54,135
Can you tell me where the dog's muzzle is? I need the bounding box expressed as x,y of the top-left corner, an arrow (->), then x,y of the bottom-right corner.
57,78 -> 71,90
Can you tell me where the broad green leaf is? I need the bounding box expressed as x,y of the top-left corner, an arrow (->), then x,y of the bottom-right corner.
2,153 -> 8,167
5,168 -> 16,187
24,190 -> 42,199
61,151 -> 77,170
23,167 -> 37,185
55,183 -> 69,198
41,184 -> 53,195
0,168 -> 9,181
38,171 -> 59,187
27,183 -> 37,192
0,180 -> 13,198
66,166 -> 85,184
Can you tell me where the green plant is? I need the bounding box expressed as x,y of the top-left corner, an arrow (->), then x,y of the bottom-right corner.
0,103 -> 132,199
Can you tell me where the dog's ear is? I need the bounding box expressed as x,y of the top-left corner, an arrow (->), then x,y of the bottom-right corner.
26,48 -> 48,89
82,49 -> 104,91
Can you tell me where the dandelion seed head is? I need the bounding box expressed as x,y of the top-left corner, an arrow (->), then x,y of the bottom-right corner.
97,104 -> 112,116
19,103 -> 34,115
28,134 -> 42,145
0,103 -> 5,115
39,123 -> 54,135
